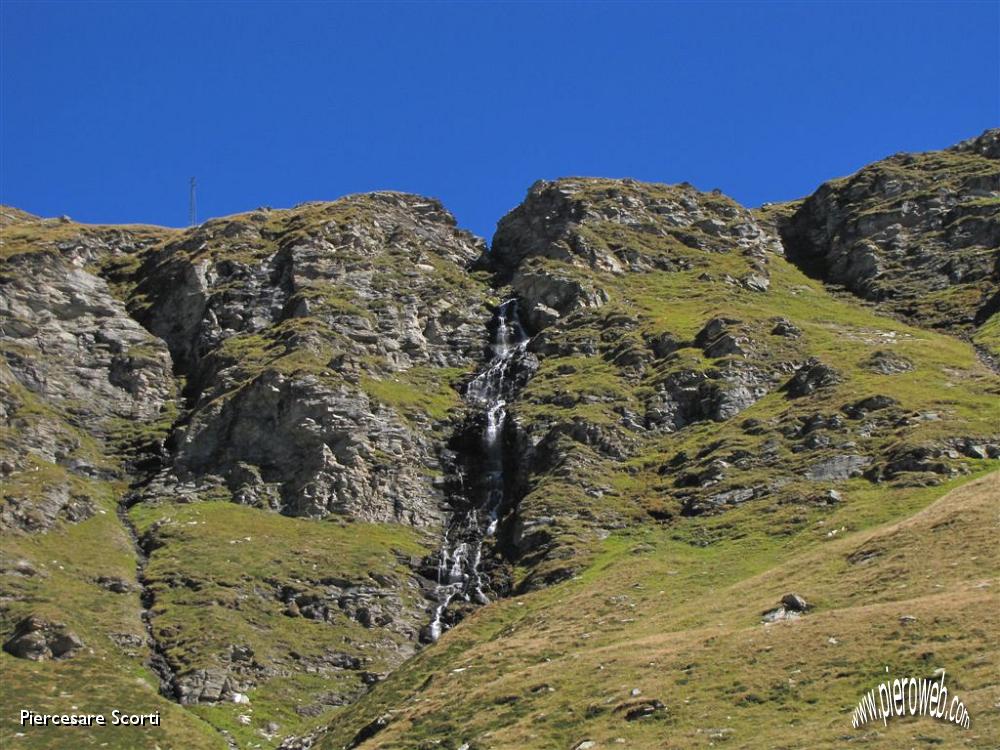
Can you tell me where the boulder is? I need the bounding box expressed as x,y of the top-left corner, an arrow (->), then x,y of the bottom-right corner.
761,593 -> 810,623
741,273 -> 770,292
842,395 -> 899,418
96,575 -> 132,593
783,359 -> 841,398
622,699 -> 666,720
781,593 -> 809,612
771,318 -> 802,338
2,615 -> 84,661
863,350 -> 914,374
804,454 -> 871,481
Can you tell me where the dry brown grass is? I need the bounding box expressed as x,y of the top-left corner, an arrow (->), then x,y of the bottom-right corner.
317,472 -> 999,749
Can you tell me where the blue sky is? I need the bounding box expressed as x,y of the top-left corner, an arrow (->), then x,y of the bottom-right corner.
2,1 -> 997,241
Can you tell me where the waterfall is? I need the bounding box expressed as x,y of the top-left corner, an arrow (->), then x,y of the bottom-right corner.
427,299 -> 528,641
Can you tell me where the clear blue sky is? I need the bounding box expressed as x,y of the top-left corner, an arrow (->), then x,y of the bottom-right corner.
2,1 -> 998,241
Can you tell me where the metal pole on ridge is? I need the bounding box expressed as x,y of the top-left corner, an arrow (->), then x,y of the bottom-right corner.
189,176 -> 197,227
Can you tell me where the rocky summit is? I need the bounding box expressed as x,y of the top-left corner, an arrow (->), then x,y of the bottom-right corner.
1,131 -> 998,750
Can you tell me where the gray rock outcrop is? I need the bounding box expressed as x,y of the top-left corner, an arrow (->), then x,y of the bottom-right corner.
780,128 -> 999,335
2,614 -> 85,660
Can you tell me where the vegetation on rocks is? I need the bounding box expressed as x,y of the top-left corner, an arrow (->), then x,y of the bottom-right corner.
778,128 -> 999,340
1,130 -> 997,750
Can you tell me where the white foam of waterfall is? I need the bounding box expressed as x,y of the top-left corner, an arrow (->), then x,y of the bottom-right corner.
428,299 -> 527,640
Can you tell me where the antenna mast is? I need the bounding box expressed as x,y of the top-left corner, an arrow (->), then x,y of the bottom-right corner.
189,177 -> 197,226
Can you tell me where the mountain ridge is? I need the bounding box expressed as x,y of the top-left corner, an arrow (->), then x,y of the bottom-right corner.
1,130 -> 997,749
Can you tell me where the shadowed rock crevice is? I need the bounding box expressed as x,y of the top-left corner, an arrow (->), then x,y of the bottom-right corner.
117,494 -> 179,700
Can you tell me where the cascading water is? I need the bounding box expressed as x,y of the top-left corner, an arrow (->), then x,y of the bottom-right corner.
428,299 -> 528,641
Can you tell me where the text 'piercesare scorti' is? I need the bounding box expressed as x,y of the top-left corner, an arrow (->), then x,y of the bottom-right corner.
19,709 -> 161,727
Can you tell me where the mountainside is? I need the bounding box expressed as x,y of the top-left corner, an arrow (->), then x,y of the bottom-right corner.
1,131 -> 998,750
777,129 -> 999,349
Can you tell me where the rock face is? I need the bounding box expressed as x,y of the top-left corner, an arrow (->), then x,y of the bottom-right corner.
135,195 -> 489,376
1,215 -> 177,532
125,194 -> 494,526
1,251 -> 173,432
492,178 -> 781,333
124,195 -> 495,711
487,179 -> 807,585
780,128 -> 999,338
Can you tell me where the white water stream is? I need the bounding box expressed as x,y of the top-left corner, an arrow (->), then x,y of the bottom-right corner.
428,299 -> 528,641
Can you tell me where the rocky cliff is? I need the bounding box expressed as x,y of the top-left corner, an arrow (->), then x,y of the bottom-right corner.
778,129 -> 999,348
480,168 -> 997,592
1,197 -> 498,746
1,131 -> 998,750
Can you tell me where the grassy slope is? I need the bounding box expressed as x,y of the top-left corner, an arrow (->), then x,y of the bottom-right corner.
3,187 -> 996,749
0,478 -> 227,750
2,338 -> 219,749
505,233 -> 998,586
317,468 -> 998,750
129,501 -> 434,747
0,439 -> 435,750
973,311 -> 1000,360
